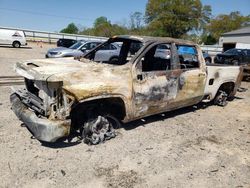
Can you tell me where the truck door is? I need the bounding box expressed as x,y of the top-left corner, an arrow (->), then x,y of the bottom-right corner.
132,43 -> 207,118
170,44 -> 206,107
132,43 -> 181,118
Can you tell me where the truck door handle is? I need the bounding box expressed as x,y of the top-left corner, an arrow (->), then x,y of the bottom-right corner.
199,73 -> 206,77
137,74 -> 143,81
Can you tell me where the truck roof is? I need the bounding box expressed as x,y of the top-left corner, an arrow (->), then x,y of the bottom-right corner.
112,35 -> 196,46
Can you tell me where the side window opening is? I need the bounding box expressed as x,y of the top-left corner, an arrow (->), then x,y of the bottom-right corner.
100,43 -> 116,50
127,42 -> 143,61
110,44 -> 117,50
89,43 -> 96,49
82,43 -> 90,50
141,43 -> 172,72
100,43 -> 109,50
177,45 -> 199,69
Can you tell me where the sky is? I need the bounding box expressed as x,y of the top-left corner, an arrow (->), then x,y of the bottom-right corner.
0,0 -> 249,32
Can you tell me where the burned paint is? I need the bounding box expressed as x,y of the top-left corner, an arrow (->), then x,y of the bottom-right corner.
135,77 -> 179,102
214,72 -> 220,79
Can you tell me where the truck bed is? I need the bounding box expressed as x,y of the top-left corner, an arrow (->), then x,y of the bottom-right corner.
204,64 -> 242,101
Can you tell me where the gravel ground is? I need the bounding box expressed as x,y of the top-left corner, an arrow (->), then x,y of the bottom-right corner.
0,43 -> 250,188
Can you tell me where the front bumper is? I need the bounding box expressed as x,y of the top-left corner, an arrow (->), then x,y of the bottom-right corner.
45,53 -> 62,58
10,94 -> 71,142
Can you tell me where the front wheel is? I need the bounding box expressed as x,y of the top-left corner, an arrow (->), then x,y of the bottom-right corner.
82,114 -> 120,145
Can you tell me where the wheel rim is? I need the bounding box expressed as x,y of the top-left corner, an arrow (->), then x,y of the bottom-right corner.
215,90 -> 228,106
205,58 -> 210,64
14,42 -> 19,48
110,58 -> 119,64
82,115 -> 119,145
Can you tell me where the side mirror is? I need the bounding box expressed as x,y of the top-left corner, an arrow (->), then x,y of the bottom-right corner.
81,47 -> 87,52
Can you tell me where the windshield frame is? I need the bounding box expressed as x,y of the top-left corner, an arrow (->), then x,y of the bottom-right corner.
82,37 -> 144,65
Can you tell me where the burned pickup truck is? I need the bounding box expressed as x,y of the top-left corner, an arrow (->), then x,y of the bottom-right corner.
10,36 -> 243,145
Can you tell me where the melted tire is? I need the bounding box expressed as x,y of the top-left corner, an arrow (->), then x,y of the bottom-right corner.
214,90 -> 228,107
82,115 -> 120,145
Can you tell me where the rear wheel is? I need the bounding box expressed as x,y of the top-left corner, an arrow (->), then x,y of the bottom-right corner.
12,41 -> 21,48
205,57 -> 211,64
109,57 -> 119,64
214,90 -> 228,106
82,114 -> 120,145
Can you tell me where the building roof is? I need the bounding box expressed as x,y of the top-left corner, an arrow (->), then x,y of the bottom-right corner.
222,26 -> 250,36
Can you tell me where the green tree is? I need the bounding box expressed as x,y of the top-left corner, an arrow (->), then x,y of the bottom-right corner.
93,17 -> 112,37
80,17 -> 128,37
201,34 -> 217,45
60,23 -> 79,34
207,11 -> 250,41
145,0 -> 211,38
94,16 -> 110,28
130,12 -> 144,29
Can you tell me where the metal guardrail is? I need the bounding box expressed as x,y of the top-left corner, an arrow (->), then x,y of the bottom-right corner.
0,26 -> 108,43
200,45 -> 223,55
0,26 -> 223,55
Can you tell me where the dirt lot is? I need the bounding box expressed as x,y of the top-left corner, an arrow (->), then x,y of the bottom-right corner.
0,43 -> 250,188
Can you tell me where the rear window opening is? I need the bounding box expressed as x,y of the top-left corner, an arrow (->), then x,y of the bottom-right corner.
177,45 -> 199,69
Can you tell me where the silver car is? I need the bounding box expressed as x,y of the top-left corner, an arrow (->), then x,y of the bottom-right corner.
93,42 -> 121,62
46,40 -> 103,58
154,44 -> 171,59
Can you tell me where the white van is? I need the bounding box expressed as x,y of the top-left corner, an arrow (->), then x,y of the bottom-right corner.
0,28 -> 27,48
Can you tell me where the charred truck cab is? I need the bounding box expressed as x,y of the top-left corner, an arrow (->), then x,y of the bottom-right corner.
10,36 -> 243,144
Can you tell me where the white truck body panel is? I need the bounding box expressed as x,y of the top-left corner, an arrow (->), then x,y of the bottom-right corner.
205,65 -> 241,100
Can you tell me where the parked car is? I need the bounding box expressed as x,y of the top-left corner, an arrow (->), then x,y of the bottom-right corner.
93,42 -> 121,63
0,28 -> 27,48
46,40 -> 102,58
214,48 -> 250,78
202,51 -> 212,64
154,44 -> 171,59
11,35 -> 243,145
57,38 -> 77,48
46,40 -> 121,62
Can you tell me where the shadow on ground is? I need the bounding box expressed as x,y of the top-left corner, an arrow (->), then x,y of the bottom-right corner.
39,132 -> 82,148
0,45 -> 32,49
122,102 -> 212,131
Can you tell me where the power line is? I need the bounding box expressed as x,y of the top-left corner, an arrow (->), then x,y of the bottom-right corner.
0,7 -> 94,22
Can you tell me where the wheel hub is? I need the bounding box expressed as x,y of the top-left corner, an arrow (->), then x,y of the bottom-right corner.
82,116 -> 117,145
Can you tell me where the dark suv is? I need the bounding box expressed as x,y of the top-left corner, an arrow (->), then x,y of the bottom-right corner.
214,48 -> 250,79
57,38 -> 77,48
